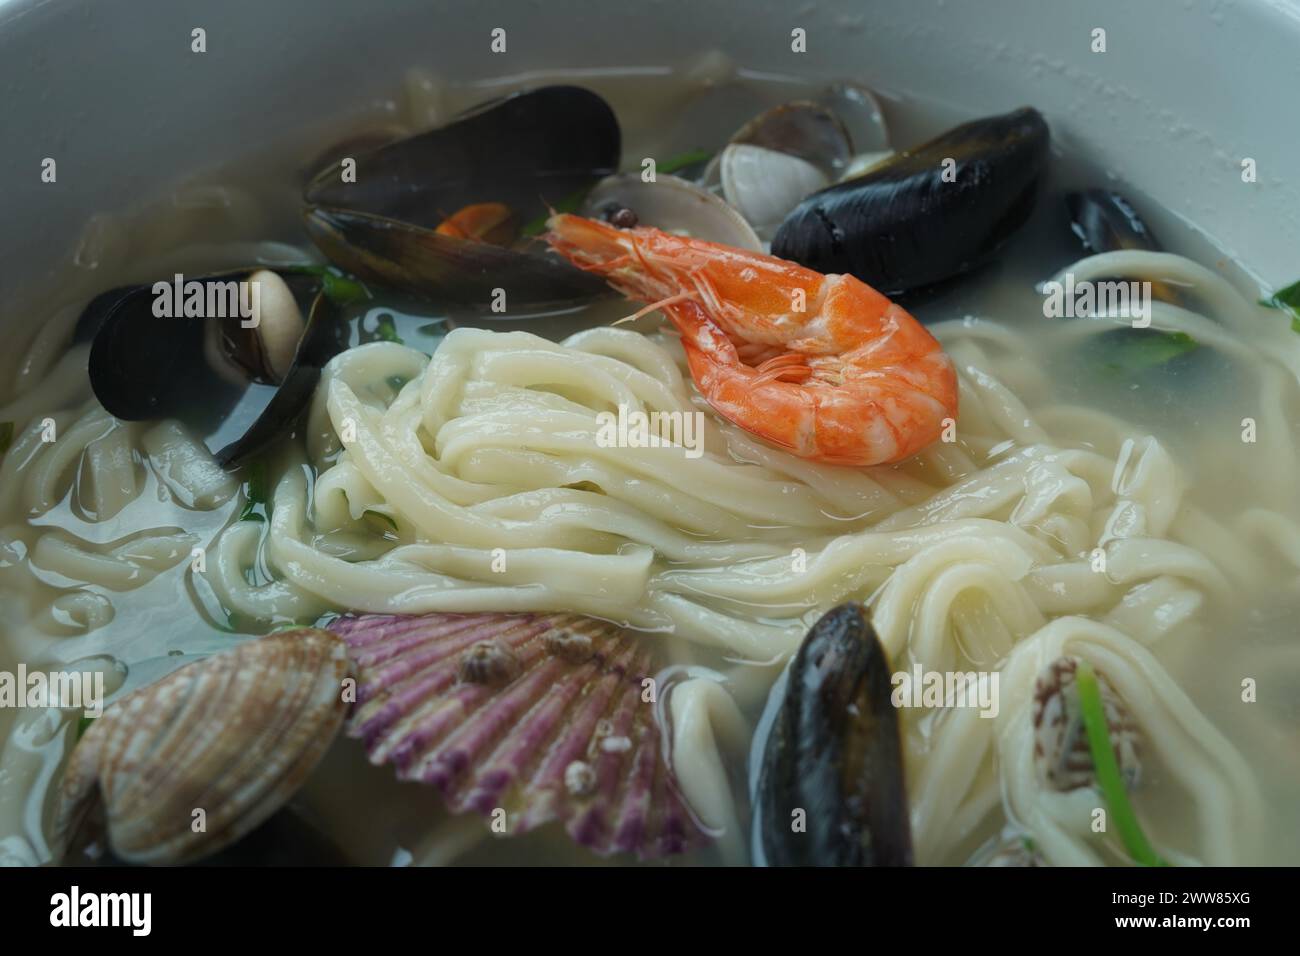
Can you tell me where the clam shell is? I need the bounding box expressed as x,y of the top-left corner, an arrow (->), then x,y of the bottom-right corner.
1033,655 -> 1141,792
819,82 -> 890,155
54,628 -> 349,865
712,100 -> 852,176
581,173 -> 763,251
719,144 -> 829,240
328,611 -> 706,858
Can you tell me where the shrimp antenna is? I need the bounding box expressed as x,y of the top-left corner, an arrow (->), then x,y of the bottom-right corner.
610,292 -> 694,327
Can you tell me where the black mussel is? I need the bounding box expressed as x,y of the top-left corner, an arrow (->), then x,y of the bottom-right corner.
758,602 -> 913,866
82,269 -> 349,468
303,85 -> 620,311
303,207 -> 607,310
1064,189 -> 1181,306
771,107 -> 1050,294
1066,189 -> 1161,254
216,289 -> 347,467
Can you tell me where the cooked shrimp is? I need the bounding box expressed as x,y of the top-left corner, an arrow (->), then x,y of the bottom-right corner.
544,213 -> 958,466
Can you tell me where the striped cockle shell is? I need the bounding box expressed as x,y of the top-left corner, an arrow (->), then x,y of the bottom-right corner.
54,628 -> 349,865
327,611 -> 706,858
1032,656 -> 1141,792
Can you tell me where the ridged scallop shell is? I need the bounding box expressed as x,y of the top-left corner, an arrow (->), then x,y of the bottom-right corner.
54,628 -> 349,865
1033,656 -> 1141,792
327,611 -> 705,858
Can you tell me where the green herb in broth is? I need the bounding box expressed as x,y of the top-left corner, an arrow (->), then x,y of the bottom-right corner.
286,264 -> 372,306
1101,330 -> 1200,376
657,147 -> 713,175
74,714 -> 96,741
0,421 -> 12,456
520,185 -> 591,237
238,460 -> 269,522
1260,277 -> 1300,333
358,311 -> 404,345
1077,661 -> 1167,867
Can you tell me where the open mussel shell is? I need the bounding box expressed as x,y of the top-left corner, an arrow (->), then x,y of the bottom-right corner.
303,207 -> 608,311
53,628 -> 349,866
80,268 -> 315,402
772,106 -> 1050,295
217,288 -> 349,467
1064,190 -> 1182,306
327,610 -> 707,859
303,85 -> 620,310
581,173 -> 763,251
82,269 -> 349,468
758,602 -> 912,866
305,85 -> 620,229
1067,189 -> 1161,254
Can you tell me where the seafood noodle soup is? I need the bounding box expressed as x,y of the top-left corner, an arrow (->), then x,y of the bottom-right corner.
1,60 -> 1298,868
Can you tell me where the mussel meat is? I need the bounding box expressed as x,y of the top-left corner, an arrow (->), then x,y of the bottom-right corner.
757,602 -> 913,866
303,85 -> 620,311
772,107 -> 1050,294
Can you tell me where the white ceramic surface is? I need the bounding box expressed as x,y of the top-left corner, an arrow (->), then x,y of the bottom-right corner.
0,0 -> 1295,316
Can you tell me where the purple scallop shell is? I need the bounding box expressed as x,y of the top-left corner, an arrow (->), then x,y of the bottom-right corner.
327,611 -> 706,859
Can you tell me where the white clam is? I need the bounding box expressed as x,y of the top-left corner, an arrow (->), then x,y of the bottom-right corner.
582,173 -> 763,251
53,628 -> 349,865
820,82 -> 890,155
720,143 -> 830,240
